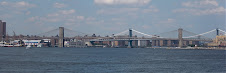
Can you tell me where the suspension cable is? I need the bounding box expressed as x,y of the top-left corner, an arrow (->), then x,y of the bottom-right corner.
36,28 -> 59,36
218,29 -> 226,34
183,29 -> 216,38
131,29 -> 153,37
114,30 -> 129,36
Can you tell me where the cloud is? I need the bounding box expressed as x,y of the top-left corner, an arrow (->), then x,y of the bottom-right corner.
97,6 -> 159,15
86,17 -> 96,21
154,18 -> 179,28
59,9 -> 75,15
111,17 -> 126,21
0,1 -> 35,18
173,0 -> 225,15
77,16 -> 85,20
47,13 -> 59,17
142,6 -> 159,13
0,1 -> 36,10
0,14 -> 12,19
27,16 -> 39,22
85,20 -> 105,25
97,8 -> 139,15
16,1 -> 36,7
94,0 -> 151,5
26,9 -> 85,27
158,18 -> 176,25
173,7 -> 225,15
31,9 -> 76,22
25,11 -> 31,15
53,3 -> 67,8
182,0 -> 218,8
141,25 -> 151,29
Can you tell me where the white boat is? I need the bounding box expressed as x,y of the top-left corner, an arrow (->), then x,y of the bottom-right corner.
26,45 -> 32,49
37,44 -> 42,48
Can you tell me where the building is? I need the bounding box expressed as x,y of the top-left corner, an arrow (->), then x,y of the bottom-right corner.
208,35 -> 226,47
0,20 -> 6,41
23,40 -> 43,46
64,39 -> 86,47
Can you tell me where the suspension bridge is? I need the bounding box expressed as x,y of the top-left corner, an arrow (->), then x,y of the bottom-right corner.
35,27 -> 226,48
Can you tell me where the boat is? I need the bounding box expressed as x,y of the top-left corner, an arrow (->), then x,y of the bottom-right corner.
26,45 -> 32,49
37,44 -> 42,48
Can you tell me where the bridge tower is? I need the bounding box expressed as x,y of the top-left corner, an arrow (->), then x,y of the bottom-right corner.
128,28 -> 133,48
216,28 -> 219,36
178,28 -> 183,48
59,27 -> 64,47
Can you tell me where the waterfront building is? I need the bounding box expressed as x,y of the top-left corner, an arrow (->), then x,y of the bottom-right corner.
23,40 -> 43,46
64,39 -> 86,47
208,35 -> 226,47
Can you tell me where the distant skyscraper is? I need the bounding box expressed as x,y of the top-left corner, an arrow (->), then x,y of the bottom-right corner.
0,20 -> 2,41
0,20 -> 6,41
3,22 -> 6,38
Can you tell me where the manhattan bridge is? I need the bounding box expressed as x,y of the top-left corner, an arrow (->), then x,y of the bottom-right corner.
35,27 -> 226,48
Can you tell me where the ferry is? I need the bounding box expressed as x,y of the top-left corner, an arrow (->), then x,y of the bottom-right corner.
0,41 -> 22,47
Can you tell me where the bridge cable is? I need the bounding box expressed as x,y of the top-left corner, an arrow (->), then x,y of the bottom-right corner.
114,30 -> 129,36
64,28 -> 89,36
131,29 -> 154,37
36,28 -> 59,37
183,29 -> 216,38
218,29 -> 226,34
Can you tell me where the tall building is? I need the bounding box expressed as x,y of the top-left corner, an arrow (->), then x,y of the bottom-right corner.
0,20 -> 6,41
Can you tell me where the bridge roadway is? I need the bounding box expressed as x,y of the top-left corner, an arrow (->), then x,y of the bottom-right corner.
90,37 -> 213,42
17,36 -> 213,42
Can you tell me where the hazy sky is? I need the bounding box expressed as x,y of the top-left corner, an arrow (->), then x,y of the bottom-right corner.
0,0 -> 225,36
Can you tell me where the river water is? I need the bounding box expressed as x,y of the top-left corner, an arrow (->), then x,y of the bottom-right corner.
0,47 -> 225,73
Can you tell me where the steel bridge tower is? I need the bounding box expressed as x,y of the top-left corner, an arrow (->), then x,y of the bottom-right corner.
216,28 -> 219,36
128,28 -> 133,48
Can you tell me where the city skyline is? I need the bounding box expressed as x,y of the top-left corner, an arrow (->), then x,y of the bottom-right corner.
0,0 -> 225,36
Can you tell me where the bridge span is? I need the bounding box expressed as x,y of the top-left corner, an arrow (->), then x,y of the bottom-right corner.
34,27 -> 225,48
88,28 -> 225,48
89,37 -> 213,48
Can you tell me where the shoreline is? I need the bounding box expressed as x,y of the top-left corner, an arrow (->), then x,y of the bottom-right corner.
168,47 -> 226,50
147,47 -> 226,50
0,46 -> 225,50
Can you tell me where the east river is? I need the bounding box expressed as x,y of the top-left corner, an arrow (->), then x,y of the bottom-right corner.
0,47 -> 225,73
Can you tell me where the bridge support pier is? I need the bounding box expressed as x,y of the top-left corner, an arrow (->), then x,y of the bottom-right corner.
160,40 -> 164,47
128,40 -> 132,48
152,40 -> 156,47
189,41 -> 193,45
128,29 -> 132,48
138,40 -> 141,47
58,27 -> 64,47
167,40 -> 171,47
156,40 -> 159,46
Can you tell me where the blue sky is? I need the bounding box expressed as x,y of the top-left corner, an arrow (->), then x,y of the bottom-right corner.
0,0 -> 225,36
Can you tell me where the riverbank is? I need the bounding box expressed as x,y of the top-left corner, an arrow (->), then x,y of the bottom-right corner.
168,47 -> 226,50
147,47 -> 226,50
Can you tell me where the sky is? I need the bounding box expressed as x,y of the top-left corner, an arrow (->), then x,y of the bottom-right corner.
0,0 -> 225,36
